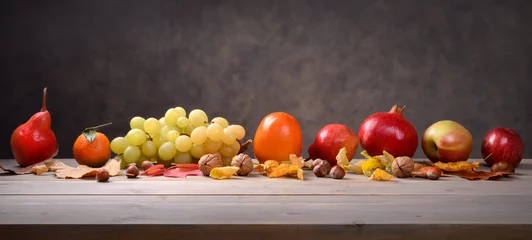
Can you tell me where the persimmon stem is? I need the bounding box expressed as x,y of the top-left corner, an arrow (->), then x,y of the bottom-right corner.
85,122 -> 113,131
41,87 -> 47,112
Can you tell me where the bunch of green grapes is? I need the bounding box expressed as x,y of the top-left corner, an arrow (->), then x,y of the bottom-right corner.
110,107 -> 246,168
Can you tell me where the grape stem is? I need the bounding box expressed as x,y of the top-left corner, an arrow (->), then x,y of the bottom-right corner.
237,139 -> 253,154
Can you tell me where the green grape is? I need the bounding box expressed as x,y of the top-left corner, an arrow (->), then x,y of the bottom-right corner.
190,126 -> 207,145
227,124 -> 246,140
152,135 -> 164,148
189,109 -> 208,127
126,129 -> 146,146
221,156 -> 232,166
229,141 -> 241,156
183,124 -> 195,135
144,117 -> 161,136
174,106 -> 187,118
123,145 -> 141,163
177,117 -> 190,128
167,130 -> 179,142
221,128 -> 237,145
203,138 -> 222,154
211,117 -> 229,129
130,116 -> 145,131
219,144 -> 233,157
160,125 -> 171,139
110,137 -> 128,154
158,142 -> 177,161
141,140 -> 157,157
190,144 -> 205,159
174,151 -> 192,164
164,108 -> 179,127
175,135 -> 192,152
159,117 -> 166,127
206,123 -> 223,141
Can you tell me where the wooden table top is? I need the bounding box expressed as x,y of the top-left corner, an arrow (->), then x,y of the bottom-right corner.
1,158 -> 532,239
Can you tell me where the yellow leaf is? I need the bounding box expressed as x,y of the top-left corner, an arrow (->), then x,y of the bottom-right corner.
434,161 -> 479,172
336,147 -> 350,172
209,166 -> 240,180
267,165 -> 291,178
349,160 -> 363,174
297,168 -> 304,180
289,154 -> 304,169
362,157 -> 386,177
383,150 -> 395,164
369,168 -> 393,181
360,150 -> 372,159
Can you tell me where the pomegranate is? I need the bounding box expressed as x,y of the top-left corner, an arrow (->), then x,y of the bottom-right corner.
358,105 -> 418,157
481,127 -> 524,167
307,124 -> 358,167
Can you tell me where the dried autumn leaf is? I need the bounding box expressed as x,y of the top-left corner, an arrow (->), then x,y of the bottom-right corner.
143,164 -> 165,177
411,166 -> 433,178
289,154 -> 304,169
163,164 -> 203,178
254,160 -> 280,175
369,168 -> 393,181
433,161 -> 479,172
54,158 -> 120,179
209,166 -> 239,179
267,165 -> 291,178
336,147 -> 350,172
450,170 -> 511,180
413,163 -> 426,171
349,160 -> 363,174
0,148 -> 58,175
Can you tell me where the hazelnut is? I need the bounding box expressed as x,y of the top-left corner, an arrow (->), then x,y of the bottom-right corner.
198,154 -> 223,176
392,156 -> 414,178
311,159 -> 324,169
231,153 -> 254,176
330,166 -> 346,179
426,167 -> 442,180
96,168 -> 110,182
126,164 -> 139,178
141,160 -> 154,171
313,164 -> 328,177
491,162 -> 515,173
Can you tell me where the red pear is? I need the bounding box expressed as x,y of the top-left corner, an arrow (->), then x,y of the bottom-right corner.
10,88 -> 58,167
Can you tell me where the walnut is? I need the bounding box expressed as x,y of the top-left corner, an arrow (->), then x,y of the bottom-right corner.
392,156 -> 414,178
231,153 -> 253,176
198,154 -> 223,176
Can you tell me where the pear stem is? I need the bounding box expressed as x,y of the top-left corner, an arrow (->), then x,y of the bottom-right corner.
84,122 -> 112,131
41,87 -> 47,112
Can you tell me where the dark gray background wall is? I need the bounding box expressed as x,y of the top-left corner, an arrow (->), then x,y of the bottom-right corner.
1,0 -> 531,160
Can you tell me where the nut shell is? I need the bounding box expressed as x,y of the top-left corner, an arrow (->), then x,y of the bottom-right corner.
198,154 -> 223,176
392,156 -> 414,178
231,153 -> 254,176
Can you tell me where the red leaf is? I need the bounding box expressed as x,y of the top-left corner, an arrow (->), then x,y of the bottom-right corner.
142,164 -> 165,177
164,167 -> 204,178
172,164 -> 200,169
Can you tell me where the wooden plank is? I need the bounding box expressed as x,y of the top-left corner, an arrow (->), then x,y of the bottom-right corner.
2,224 -> 532,240
1,195 -> 532,225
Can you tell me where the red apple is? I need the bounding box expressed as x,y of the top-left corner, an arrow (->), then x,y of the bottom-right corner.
481,127 -> 524,167
308,124 -> 358,166
422,120 -> 473,163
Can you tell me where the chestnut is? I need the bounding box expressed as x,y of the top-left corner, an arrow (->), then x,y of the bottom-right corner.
330,166 -> 345,179
141,160 -> 154,171
96,168 -> 110,182
426,167 -> 442,180
126,164 -> 140,178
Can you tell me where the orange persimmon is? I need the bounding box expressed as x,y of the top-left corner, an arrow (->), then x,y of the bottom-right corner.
253,112 -> 302,163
